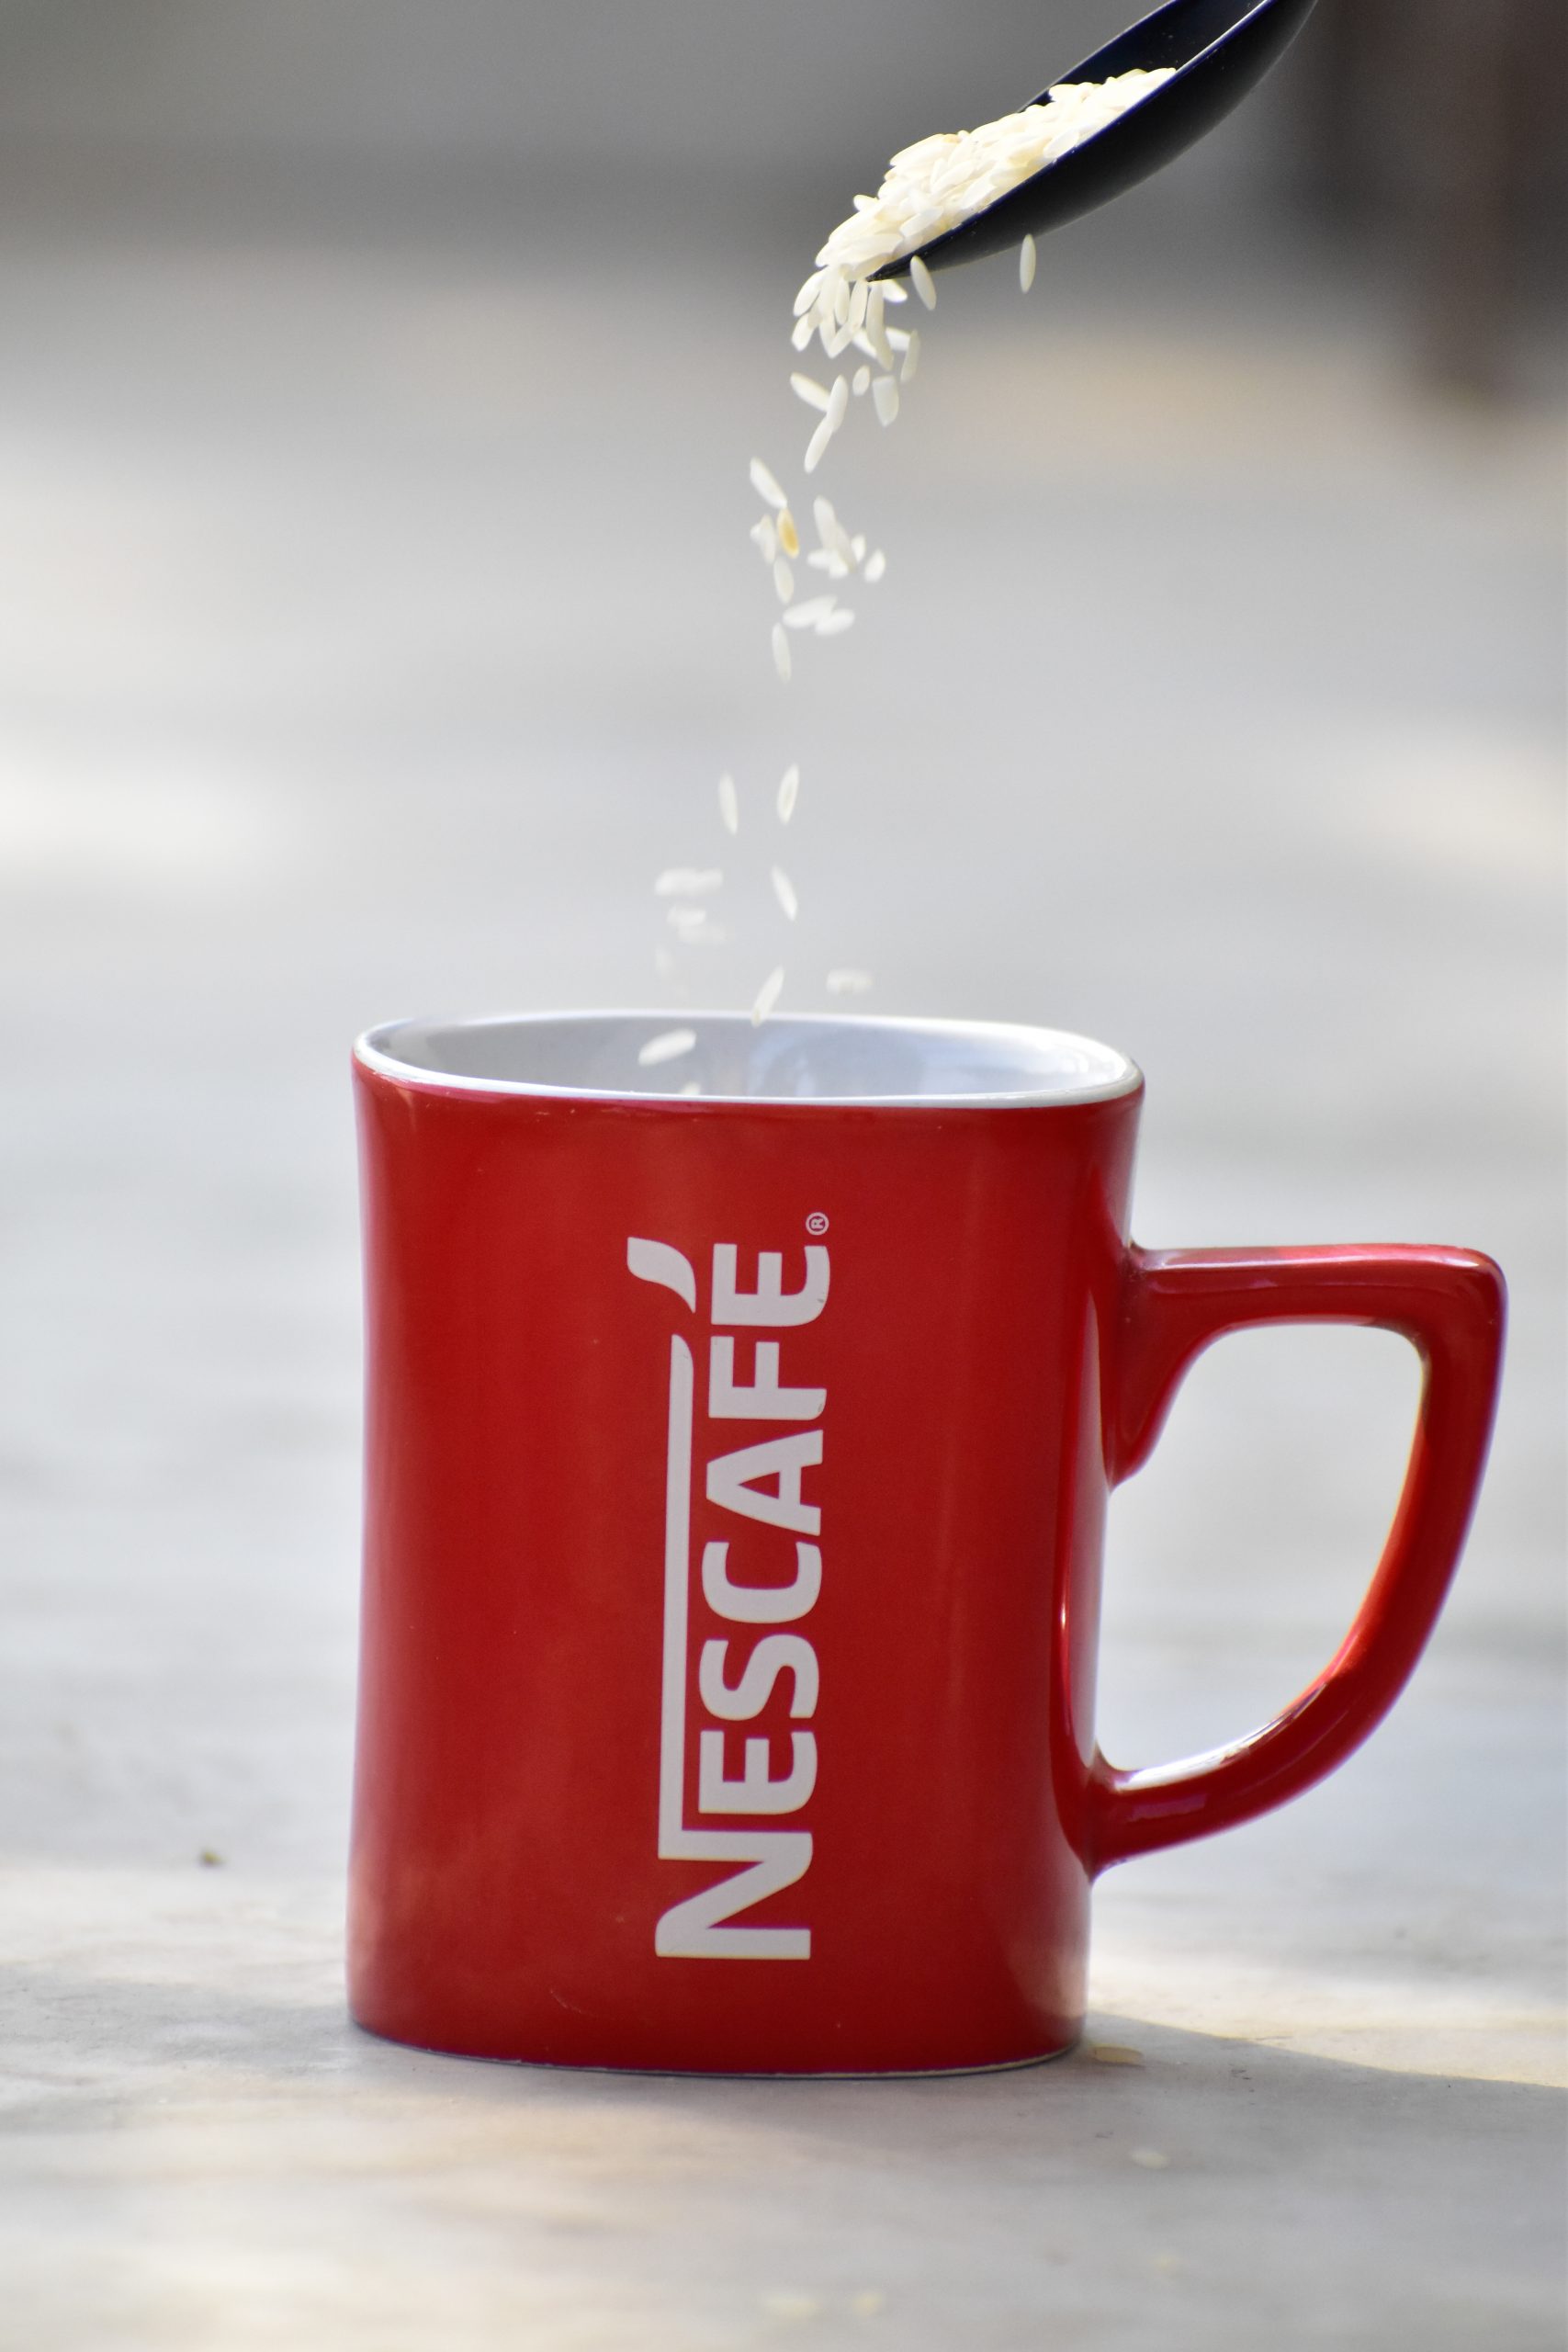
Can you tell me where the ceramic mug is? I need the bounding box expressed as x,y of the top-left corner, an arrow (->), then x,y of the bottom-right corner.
348,1012 -> 1504,2074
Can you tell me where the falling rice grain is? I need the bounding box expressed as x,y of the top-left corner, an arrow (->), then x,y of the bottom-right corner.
654,867 -> 722,895
1020,232 -> 1037,291
872,376 -> 899,425
864,549 -> 886,582
783,595 -> 838,629
771,865 -> 799,921
772,624 -> 792,682
751,965 -> 785,1024
813,497 -> 856,565
777,507 -> 800,558
773,556 -> 795,602
776,763 -> 800,822
717,773 -> 739,835
790,372 -> 832,413
910,254 -> 937,310
637,1027 -> 697,1068
750,515 -> 778,563
852,366 -> 871,396
900,329 -> 920,382
791,316 -> 814,351
679,1079 -> 703,1097
815,607 -> 855,637
827,374 -> 850,431
804,414 -> 836,474
750,457 -> 789,509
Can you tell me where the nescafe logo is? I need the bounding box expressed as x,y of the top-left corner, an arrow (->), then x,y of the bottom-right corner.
626,1234 -> 829,1960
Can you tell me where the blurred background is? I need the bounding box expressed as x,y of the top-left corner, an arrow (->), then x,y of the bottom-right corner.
0,3 -> 1562,2344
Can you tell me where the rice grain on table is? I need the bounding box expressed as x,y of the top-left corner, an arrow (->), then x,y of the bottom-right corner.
776,764 -> 800,822
717,774 -> 739,835
771,866 -> 799,921
637,1027 -> 698,1067
751,966 -> 786,1024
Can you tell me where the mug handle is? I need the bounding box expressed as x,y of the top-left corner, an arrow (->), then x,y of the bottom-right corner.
1089,1243 -> 1506,1873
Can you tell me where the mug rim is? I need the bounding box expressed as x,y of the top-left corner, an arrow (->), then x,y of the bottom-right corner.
355,1009 -> 1144,1111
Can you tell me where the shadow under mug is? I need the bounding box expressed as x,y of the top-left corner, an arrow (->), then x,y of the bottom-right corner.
348,1011 -> 1505,2075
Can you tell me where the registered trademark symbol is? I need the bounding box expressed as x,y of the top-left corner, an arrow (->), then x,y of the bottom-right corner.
806,1212 -> 829,1236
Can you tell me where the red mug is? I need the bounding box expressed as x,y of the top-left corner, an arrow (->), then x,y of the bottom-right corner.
349,1011 -> 1505,2074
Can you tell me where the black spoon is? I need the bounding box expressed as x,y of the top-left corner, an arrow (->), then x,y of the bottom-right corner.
872,0 -> 1319,281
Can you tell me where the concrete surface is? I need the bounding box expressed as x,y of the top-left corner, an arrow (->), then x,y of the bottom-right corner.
0,174 -> 1562,2347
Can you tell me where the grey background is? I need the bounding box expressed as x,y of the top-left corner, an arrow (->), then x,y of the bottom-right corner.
0,3 -> 1562,2345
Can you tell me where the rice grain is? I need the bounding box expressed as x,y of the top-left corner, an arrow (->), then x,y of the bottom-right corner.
637,1027 -> 698,1067
771,865 -> 799,921
717,773 -> 739,835
1020,232 -> 1037,291
749,457 -> 788,509
654,867 -> 723,895
872,375 -> 899,425
751,965 -> 785,1023
773,556 -> 795,602
776,763 -> 800,822
910,255 -> 937,310
772,623 -> 792,682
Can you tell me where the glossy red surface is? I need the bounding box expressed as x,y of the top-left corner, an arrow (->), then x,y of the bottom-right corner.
348,1048 -> 1505,2075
